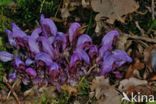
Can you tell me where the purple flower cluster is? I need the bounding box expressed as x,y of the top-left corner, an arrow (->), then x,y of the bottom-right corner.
0,14 -> 132,87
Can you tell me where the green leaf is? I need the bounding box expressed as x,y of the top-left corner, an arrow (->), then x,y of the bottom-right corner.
149,19 -> 156,29
0,0 -> 13,6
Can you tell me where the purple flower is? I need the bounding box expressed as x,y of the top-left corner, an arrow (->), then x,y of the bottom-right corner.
39,36 -> 56,59
112,50 -> 132,67
14,57 -> 25,72
68,22 -> 81,43
11,23 -> 27,38
35,52 -> 53,66
8,72 -> 17,83
0,51 -> 14,62
75,48 -> 90,64
26,67 -> 37,78
31,27 -> 42,40
101,55 -> 116,75
53,32 -> 67,51
25,58 -> 34,66
76,34 -> 92,49
14,57 -> 25,67
40,14 -> 57,37
28,36 -> 40,54
101,50 -> 132,75
48,36 -> 55,44
88,45 -> 98,59
69,48 -> 90,71
5,29 -> 16,47
69,52 -> 81,70
48,62 -> 60,80
101,30 -> 119,51
99,30 -> 119,59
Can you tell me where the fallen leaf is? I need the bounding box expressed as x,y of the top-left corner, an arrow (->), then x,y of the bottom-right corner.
144,45 -> 156,72
91,0 -> 139,24
118,77 -> 147,91
61,7 -> 71,19
90,76 -> 121,104
126,85 -> 153,96
125,58 -> 144,78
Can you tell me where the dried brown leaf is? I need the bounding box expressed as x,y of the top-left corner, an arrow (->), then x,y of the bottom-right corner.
125,58 -> 144,78
91,0 -> 139,24
119,77 -> 147,91
90,76 -> 121,104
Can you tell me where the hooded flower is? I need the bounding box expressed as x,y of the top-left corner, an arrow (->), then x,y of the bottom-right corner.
35,52 -> 53,66
14,57 -> 25,72
70,52 -> 81,70
69,48 -> 90,71
102,30 -> 119,47
101,50 -> 132,75
88,45 -> 98,59
0,51 -> 14,62
11,23 -> 27,38
75,48 -> 90,64
99,30 -> 119,58
26,67 -> 37,78
8,72 -> 17,83
68,22 -> 81,44
28,36 -> 40,54
5,29 -> 16,47
39,36 -> 56,59
40,14 -> 57,37
25,58 -> 34,66
48,62 -> 60,80
31,27 -> 42,40
53,32 -> 67,51
76,34 -> 92,49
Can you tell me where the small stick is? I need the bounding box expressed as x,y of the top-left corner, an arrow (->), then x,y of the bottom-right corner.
152,0 -> 155,20
135,21 -> 145,36
128,35 -> 156,44
3,77 -> 20,104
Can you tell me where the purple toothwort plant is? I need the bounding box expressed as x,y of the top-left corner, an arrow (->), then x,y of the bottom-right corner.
0,14 -> 132,89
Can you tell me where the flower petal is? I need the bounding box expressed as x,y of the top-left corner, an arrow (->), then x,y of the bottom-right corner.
88,45 -> 98,59
76,34 -> 92,49
11,23 -> 27,38
8,72 -> 16,83
14,57 -> 25,67
39,36 -> 55,59
28,36 -> 40,54
102,30 -> 119,50
101,54 -> 116,75
0,51 -> 14,62
5,29 -> 16,47
75,48 -> 90,64
48,62 -> 60,80
112,50 -> 132,67
68,22 -> 81,43
53,32 -> 67,50
40,14 -> 57,36
35,52 -> 53,66
31,27 -> 42,40
26,67 -> 37,77
70,52 -> 81,68
25,58 -> 34,66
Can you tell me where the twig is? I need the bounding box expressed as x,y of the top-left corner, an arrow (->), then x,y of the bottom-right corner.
3,77 -> 20,104
135,21 -> 145,36
128,35 -> 156,44
86,64 -> 97,76
7,79 -> 20,99
152,0 -> 155,20
40,0 -> 46,13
